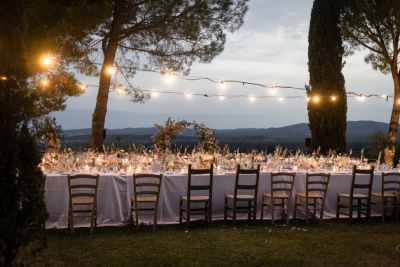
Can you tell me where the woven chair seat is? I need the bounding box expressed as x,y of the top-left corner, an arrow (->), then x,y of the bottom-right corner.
263,193 -> 289,198
372,192 -> 398,198
181,195 -> 209,201
296,192 -> 323,198
72,196 -> 95,205
225,194 -> 255,200
338,193 -> 367,199
132,196 -> 157,202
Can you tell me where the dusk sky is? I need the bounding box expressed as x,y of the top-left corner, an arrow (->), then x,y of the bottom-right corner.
55,0 -> 394,130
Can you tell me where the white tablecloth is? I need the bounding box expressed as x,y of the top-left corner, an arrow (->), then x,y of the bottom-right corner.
45,172 -> 383,228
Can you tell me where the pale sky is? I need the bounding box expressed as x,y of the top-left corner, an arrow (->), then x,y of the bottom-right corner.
55,0 -> 394,130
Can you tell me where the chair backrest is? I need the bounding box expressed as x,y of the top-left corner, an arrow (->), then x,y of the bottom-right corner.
270,172 -> 296,197
133,173 -> 163,200
187,164 -> 213,199
234,164 -> 260,199
68,174 -> 99,204
350,165 -> 374,197
305,173 -> 330,198
381,172 -> 400,195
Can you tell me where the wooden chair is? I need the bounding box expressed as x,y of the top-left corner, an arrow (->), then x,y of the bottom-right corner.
261,172 -> 296,225
293,173 -> 330,223
67,174 -> 99,233
224,164 -> 260,224
179,164 -> 213,227
131,173 -> 163,231
336,165 -> 374,221
372,172 -> 400,221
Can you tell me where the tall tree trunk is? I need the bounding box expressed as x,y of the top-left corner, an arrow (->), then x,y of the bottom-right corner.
387,65 -> 400,151
91,1 -> 123,151
91,42 -> 118,151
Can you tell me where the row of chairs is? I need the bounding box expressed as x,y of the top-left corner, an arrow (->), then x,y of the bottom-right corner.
66,165 -> 400,232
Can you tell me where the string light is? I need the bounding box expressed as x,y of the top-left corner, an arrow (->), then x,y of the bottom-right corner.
219,95 -> 225,101
357,95 -> 366,101
105,66 -> 117,76
306,96 -> 310,102
397,98 -> 400,105
218,80 -> 227,90
248,96 -> 256,103
150,91 -> 159,98
278,97 -> 285,102
0,75 -> 7,81
40,54 -> 56,68
312,95 -> 320,103
185,92 -> 192,99
114,85 -> 125,95
331,95 -> 337,101
78,84 -> 87,91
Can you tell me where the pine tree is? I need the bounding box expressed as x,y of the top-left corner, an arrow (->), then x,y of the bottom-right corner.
307,0 -> 347,153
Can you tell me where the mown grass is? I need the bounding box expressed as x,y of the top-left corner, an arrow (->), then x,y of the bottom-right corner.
28,220 -> 400,267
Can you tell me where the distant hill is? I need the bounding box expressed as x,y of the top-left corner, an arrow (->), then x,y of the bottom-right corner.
61,120 -> 392,150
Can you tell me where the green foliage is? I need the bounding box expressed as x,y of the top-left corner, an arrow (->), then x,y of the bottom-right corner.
366,131 -> 389,159
153,117 -> 219,153
307,0 -> 347,153
29,222 -> 400,266
341,0 -> 400,74
0,79 -> 48,266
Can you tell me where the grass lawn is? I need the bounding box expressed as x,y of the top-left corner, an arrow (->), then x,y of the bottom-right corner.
29,220 -> 400,267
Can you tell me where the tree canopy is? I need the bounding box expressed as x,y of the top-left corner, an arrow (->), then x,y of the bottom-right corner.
90,0 -> 249,151
341,0 -> 400,156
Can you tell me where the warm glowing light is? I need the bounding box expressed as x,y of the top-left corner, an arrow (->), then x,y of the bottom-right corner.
40,54 -> 55,68
185,92 -> 192,99
162,71 -> 175,85
219,95 -> 225,101
40,79 -> 49,87
331,95 -> 337,101
0,75 -> 7,81
150,91 -> 159,98
277,97 -> 284,102
306,96 -> 310,102
105,66 -> 117,76
115,85 -> 125,95
268,85 -> 277,95
248,96 -> 256,103
397,98 -> 400,105
312,95 -> 320,103
79,84 -> 87,91
357,95 -> 365,101
382,94 -> 387,98
218,81 -> 227,90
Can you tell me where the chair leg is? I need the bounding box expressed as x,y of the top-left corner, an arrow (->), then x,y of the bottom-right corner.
224,197 -> 227,222
293,195 -> 297,220
153,209 -> 157,232
286,199 -> 290,226
232,201 -> 237,224
253,200 -> 257,223
135,209 -> 139,231
205,201 -> 209,223
247,200 -> 251,221
271,198 -> 275,225
349,199 -> 353,222
305,197 -> 309,224
313,198 -> 317,220
209,200 -> 213,224
320,199 -> 325,222
336,195 -> 340,220
395,197 -> 399,220
357,199 -> 361,219
186,202 -> 190,228
261,196 -> 264,221
179,198 -> 183,225
381,197 -> 386,222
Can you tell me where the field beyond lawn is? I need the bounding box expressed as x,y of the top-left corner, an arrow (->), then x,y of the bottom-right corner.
28,220 -> 400,267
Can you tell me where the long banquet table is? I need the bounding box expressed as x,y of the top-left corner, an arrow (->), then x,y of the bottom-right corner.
44,171 -> 384,229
